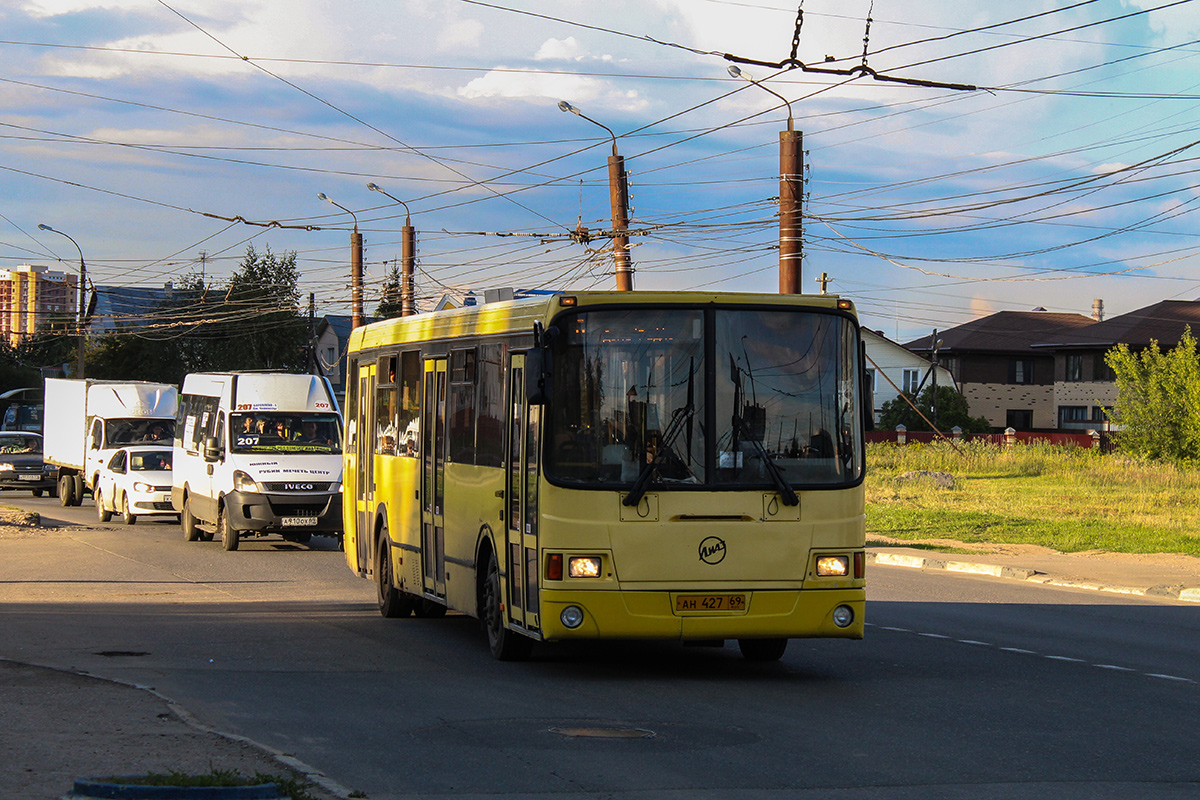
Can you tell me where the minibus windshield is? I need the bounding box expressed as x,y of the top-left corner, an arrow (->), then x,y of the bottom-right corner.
230,413 -> 342,454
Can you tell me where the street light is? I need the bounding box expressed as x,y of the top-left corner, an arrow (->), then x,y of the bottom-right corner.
558,101 -> 633,291
37,223 -> 87,378
727,65 -> 802,294
367,183 -> 416,317
317,192 -> 364,329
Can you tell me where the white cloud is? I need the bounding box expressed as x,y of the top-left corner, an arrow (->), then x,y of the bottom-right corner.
534,37 -> 583,61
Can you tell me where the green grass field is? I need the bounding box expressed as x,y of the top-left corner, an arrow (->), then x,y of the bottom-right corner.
866,441 -> 1200,556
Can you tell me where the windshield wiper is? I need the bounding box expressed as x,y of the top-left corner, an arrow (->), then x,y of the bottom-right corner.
622,400 -> 695,508
734,415 -> 799,506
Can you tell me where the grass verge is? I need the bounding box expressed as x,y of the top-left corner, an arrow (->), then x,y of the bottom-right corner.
867,441 -> 1200,556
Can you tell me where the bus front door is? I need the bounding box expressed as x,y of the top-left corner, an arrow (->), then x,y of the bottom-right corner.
505,353 -> 540,634
354,362 -> 376,574
421,358 -> 447,599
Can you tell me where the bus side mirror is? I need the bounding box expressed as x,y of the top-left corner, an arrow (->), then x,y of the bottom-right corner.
203,436 -> 223,463
526,349 -> 550,406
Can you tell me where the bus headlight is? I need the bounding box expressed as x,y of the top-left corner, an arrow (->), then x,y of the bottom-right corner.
560,605 -> 585,629
832,605 -> 855,628
816,556 -> 849,576
568,556 -> 602,578
232,470 -> 259,493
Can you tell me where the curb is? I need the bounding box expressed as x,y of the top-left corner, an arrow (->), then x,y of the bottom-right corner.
1,657 -> 359,800
867,551 -> 1200,603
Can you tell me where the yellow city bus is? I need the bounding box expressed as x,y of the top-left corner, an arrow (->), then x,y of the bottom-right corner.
343,291 -> 867,661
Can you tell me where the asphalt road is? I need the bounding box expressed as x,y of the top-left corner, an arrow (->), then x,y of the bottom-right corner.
1,494 -> 1197,800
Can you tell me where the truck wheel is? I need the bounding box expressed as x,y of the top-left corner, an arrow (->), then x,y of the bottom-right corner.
71,475 -> 84,507
58,475 -> 76,507
218,507 -> 239,551
122,494 -> 137,525
182,501 -> 200,542
483,552 -> 532,661
95,487 -> 112,523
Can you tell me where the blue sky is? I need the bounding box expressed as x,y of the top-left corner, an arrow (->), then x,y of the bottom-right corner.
4,0 -> 1200,343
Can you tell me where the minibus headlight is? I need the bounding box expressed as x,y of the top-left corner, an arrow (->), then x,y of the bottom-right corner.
816,556 -> 850,577
568,557 -> 602,578
232,470 -> 259,493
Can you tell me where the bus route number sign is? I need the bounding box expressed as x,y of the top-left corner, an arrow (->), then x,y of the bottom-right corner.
675,594 -> 746,612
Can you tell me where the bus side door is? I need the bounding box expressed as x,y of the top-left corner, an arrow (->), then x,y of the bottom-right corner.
505,353 -> 540,633
421,358 -> 447,599
352,361 -> 376,574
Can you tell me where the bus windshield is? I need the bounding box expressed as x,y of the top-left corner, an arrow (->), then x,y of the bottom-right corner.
230,413 -> 342,454
545,307 -> 862,490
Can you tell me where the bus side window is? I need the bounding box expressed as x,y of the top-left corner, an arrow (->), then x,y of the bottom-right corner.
397,351 -> 421,457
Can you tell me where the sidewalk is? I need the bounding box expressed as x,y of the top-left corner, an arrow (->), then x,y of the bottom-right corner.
868,540 -> 1200,602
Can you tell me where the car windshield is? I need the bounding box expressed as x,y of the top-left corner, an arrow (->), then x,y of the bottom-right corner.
0,434 -> 40,454
545,306 -> 862,490
131,450 -> 172,471
230,413 -> 342,454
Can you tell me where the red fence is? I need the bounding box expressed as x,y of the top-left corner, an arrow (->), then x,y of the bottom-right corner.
866,429 -> 1112,450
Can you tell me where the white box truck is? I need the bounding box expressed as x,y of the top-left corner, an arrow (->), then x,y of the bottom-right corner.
43,378 -> 177,507
173,372 -> 343,551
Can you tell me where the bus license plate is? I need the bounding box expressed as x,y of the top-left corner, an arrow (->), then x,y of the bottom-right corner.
281,516 -> 318,526
675,594 -> 746,612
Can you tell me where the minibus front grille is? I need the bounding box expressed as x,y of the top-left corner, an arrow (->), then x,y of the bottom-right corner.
261,481 -> 335,492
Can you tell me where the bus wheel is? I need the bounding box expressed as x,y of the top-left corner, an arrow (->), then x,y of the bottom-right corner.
376,538 -> 411,618
738,638 -> 788,662
483,553 -> 532,661
95,487 -> 112,523
58,475 -> 76,507
218,508 -> 239,551
182,501 -> 200,542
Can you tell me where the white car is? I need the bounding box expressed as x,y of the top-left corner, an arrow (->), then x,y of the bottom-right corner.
94,447 -> 176,525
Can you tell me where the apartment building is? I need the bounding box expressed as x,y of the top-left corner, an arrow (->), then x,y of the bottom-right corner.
0,264 -> 78,346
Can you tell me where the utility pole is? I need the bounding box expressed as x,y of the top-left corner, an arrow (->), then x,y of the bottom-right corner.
779,128 -> 803,294
318,192 -> 364,328
308,293 -> 317,376
816,272 -> 830,294
368,183 -> 418,316
930,329 -> 940,428
37,223 -> 87,378
559,101 -> 633,291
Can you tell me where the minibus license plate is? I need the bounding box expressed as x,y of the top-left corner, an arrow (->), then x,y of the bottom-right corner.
675,594 -> 746,611
281,516 -> 318,526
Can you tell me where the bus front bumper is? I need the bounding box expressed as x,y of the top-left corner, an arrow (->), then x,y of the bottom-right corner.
537,587 -> 865,641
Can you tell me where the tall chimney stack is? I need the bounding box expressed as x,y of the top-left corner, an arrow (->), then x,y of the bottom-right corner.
1092,298 -> 1104,322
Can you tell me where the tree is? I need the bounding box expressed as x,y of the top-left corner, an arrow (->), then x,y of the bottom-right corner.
374,260 -> 404,320
878,384 -> 991,434
1105,327 -> 1200,462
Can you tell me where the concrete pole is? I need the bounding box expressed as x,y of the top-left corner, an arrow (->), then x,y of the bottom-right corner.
608,153 -> 633,292
401,222 -> 416,317
350,229 -> 364,329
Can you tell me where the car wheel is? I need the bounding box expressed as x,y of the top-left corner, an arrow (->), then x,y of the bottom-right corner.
31,489 -> 42,498
483,551 -> 532,661
737,638 -> 788,662
95,487 -> 112,523
182,500 -> 200,542
218,506 -> 239,551
122,494 -> 137,525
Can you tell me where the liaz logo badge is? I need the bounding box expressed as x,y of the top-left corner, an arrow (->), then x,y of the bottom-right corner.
698,536 -> 726,565
284,483 -> 314,491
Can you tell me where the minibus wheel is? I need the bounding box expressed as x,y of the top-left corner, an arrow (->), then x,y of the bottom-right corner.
182,500 -> 200,542
483,552 -> 532,661
218,507 -> 239,551
375,538 -> 411,618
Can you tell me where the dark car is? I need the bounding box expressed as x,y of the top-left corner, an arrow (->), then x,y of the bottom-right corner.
0,432 -> 57,496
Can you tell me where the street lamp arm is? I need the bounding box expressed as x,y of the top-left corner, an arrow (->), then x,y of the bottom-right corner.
366,182 -> 412,225
727,65 -> 794,132
558,100 -> 619,157
317,192 -> 359,231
